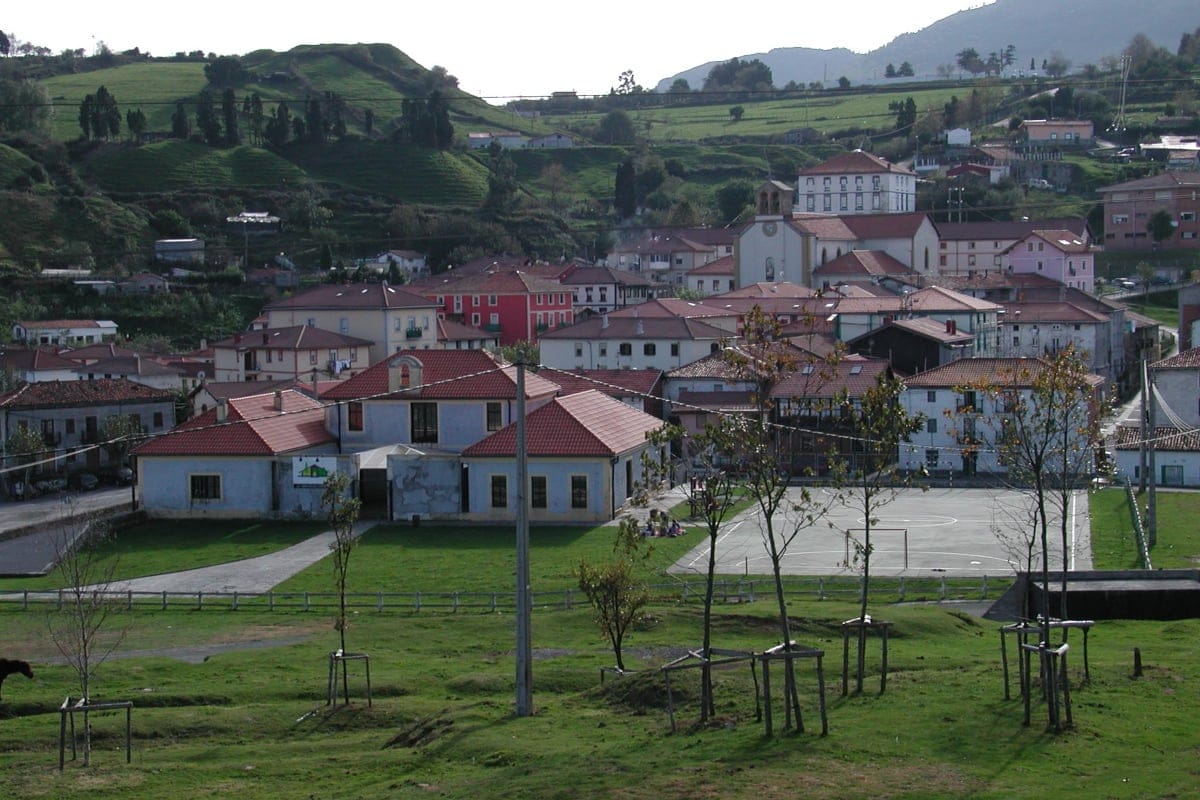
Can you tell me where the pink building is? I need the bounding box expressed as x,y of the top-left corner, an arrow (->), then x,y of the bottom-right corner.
1003,230 -> 1094,293
414,270 -> 574,346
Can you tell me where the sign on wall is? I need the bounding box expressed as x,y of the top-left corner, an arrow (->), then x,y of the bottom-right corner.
292,456 -> 340,486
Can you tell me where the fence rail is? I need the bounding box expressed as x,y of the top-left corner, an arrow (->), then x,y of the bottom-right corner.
0,575 -> 1001,614
1123,476 -> 1153,570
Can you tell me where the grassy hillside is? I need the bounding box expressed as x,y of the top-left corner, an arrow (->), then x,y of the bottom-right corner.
287,139 -> 489,205
84,140 -> 310,192
41,62 -> 209,141
0,142 -> 37,187
0,188 -> 149,269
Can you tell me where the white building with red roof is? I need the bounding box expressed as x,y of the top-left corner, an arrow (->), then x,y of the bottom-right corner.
797,150 -> 917,215
0,347 -> 81,383
1003,230 -> 1095,293
12,319 -> 118,347
1150,347 -> 1200,430
211,325 -> 374,383
134,389 -> 341,518
901,357 -> 1104,475
458,390 -> 666,523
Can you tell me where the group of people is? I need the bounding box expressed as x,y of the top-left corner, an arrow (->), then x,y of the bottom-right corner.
642,516 -> 685,538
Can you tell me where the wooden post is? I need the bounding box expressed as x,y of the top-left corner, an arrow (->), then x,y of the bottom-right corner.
841,627 -> 850,696
880,624 -> 889,694
761,657 -> 772,736
1133,646 -> 1143,677
1000,627 -> 1010,700
815,653 -> 828,736
664,669 -> 676,733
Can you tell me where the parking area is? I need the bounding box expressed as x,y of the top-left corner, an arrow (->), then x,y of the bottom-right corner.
670,487 -> 1090,579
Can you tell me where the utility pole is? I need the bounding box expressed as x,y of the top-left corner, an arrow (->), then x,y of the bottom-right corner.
1146,364 -> 1157,547
514,358 -> 532,716
1139,358 -> 1148,493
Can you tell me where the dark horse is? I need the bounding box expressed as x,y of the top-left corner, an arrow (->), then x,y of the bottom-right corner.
0,658 -> 34,699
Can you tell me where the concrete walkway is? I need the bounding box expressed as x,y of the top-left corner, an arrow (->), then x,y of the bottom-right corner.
101,520 -> 374,594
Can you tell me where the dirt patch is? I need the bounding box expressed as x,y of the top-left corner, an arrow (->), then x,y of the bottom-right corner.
382,712 -> 454,748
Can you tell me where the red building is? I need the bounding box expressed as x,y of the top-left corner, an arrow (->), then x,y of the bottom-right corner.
1098,172 -> 1200,252
413,270 -> 574,346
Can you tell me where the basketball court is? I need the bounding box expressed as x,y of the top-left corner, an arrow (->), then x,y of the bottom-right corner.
669,487 -> 1091,579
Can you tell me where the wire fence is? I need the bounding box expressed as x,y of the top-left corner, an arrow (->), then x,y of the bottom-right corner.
0,575 -> 1004,614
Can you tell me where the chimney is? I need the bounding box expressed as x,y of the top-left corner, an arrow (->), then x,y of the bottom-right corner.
636,319 -> 644,336
601,314 -> 609,329
274,389 -> 283,411
199,337 -> 207,350
216,398 -> 228,423
311,368 -> 319,399
262,332 -> 269,345
234,333 -> 243,344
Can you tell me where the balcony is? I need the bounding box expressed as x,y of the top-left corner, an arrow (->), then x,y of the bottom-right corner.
484,323 -> 502,333
536,323 -> 550,333
405,328 -> 424,339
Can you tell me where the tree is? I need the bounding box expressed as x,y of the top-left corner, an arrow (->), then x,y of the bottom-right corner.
538,162 -> 569,210
957,48 -> 985,75
483,140 -> 519,211
428,90 -> 453,149
195,89 -> 221,145
363,108 -> 375,137
615,69 -> 642,95
892,96 -> 917,134
885,63 -> 897,79
979,349 -> 1102,729
723,307 -> 841,728
79,86 -> 119,140
322,470 -> 362,702
204,55 -> 247,86
703,57 -> 774,93
729,105 -> 745,122
1044,52 -> 1072,78
221,88 -> 240,146
125,107 -> 146,141
78,94 -> 93,140
171,101 -> 191,139
613,158 -> 637,217
47,504 -> 129,765
668,78 -> 691,94
305,94 -> 326,143
100,414 -> 143,470
0,30 -> 10,57
263,102 -> 290,147
4,425 -> 45,496
1147,209 -> 1175,247
715,180 -> 754,224
595,108 -> 636,145
0,79 -> 53,136
576,518 -> 651,672
835,371 -> 924,694
898,61 -> 915,77
837,76 -> 851,89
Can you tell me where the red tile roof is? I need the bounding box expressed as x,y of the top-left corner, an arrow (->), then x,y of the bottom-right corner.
0,347 -> 79,371
933,218 -> 1089,241
134,390 -> 334,456
903,357 -> 1105,388
436,317 -> 495,342
685,255 -> 735,276
265,283 -> 438,311
462,390 -> 663,457
60,343 -> 140,362
1115,425 -> 1200,452
1001,302 -> 1107,324
74,356 -> 185,378
717,281 -> 815,298
413,270 -> 566,296
0,378 -> 174,409
841,212 -> 929,239
541,368 -> 662,399
320,350 -> 560,401
560,266 -> 654,286
15,319 -> 106,329
212,325 -> 373,350
674,389 -> 756,414
885,317 -> 975,344
771,356 -> 891,400
1153,347 -> 1200,370
799,150 -> 914,176
814,250 -> 913,278
538,315 -> 730,341
1098,172 -> 1200,194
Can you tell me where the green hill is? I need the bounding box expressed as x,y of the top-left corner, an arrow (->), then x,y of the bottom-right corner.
0,143 -> 37,188
85,140 -> 310,191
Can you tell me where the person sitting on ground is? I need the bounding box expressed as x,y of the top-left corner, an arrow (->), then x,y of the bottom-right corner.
668,520 -> 683,537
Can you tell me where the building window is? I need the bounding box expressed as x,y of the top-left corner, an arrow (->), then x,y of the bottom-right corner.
486,401 -> 502,431
65,418 -> 76,435
488,294 -> 497,306
153,412 -> 164,428
309,350 -> 318,365
348,401 -> 364,431
806,196 -> 815,212
411,402 -> 438,443
472,313 -> 481,326
643,343 -> 656,356
926,390 -> 936,402
619,343 -> 632,356
823,195 -> 832,212
671,343 -> 679,356
491,475 -> 507,508
574,343 -> 583,358
571,475 -> 588,509
872,193 -> 880,209
925,449 -> 939,469
599,344 -> 608,357
927,418 -> 937,434
190,474 -> 222,501
531,475 -> 547,509
339,317 -> 349,333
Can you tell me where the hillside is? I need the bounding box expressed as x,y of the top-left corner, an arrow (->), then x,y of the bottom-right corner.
657,0 -> 1200,88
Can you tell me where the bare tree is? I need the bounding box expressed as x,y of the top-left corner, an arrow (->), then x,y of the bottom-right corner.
46,499 -> 129,765
835,370 -> 925,693
322,471 -> 362,705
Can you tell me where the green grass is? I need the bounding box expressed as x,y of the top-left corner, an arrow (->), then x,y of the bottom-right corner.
0,143 -> 37,188
84,140 -> 310,191
1088,487 -> 1200,570
0,497 -> 1196,797
41,62 -> 210,141
287,139 -> 488,204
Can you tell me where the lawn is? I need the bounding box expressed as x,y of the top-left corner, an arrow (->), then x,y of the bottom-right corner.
1088,487 -> 1200,570
0,495 -> 1197,798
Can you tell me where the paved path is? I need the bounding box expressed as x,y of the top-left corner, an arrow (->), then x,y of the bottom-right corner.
102,520 -> 374,594
0,489 -> 133,576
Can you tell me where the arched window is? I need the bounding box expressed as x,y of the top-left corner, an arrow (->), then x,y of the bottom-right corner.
765,257 -> 775,281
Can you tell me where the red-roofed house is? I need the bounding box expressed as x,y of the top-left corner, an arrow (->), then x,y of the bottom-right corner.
133,389 -> 342,517
797,150 -> 917,215
458,390 -> 666,522
539,367 -> 663,416
1004,230 -> 1095,293
320,350 -> 561,453
13,319 -> 118,347
0,347 -> 81,383
212,325 -> 374,383
1,378 -> 176,475
412,270 -> 574,345
901,357 -> 1104,475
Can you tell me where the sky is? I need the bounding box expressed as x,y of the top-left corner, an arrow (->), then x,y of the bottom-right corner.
5,1 -> 993,102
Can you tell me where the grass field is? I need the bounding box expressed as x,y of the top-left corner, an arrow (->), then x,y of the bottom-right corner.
0,494 -> 1198,798
84,140 -> 310,192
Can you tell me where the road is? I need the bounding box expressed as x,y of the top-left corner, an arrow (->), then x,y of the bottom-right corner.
0,487 -> 134,576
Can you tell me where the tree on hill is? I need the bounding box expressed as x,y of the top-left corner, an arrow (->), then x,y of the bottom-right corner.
885,63 -> 897,79
204,55 -> 247,87
305,94 -> 326,144
595,108 -> 636,145
837,76 -> 851,89
729,105 -> 745,122
125,108 -> 146,142
576,518 -> 652,673
898,61 -> 915,77
715,180 -> 754,223
484,140 -> 519,211
614,158 -> 636,218
703,56 -> 773,93
956,47 -> 985,76
1044,52 -> 1072,78
891,96 -> 917,134
0,30 -> 10,57
0,79 -> 52,136
264,102 -> 290,147
1147,208 -> 1175,247
195,90 -> 222,146
668,78 -> 692,94
221,88 -> 240,147
78,86 -> 120,141
171,101 -> 190,140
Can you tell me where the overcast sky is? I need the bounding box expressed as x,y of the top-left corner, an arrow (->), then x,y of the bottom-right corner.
6,1 -> 992,101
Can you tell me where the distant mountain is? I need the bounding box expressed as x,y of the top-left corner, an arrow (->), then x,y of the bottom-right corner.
656,0 -> 1199,90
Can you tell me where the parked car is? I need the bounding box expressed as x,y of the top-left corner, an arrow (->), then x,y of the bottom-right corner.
33,476 -> 67,494
70,472 -> 99,491
1027,178 -> 1053,190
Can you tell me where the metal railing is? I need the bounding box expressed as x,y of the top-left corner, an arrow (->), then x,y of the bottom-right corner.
0,575 -> 1000,614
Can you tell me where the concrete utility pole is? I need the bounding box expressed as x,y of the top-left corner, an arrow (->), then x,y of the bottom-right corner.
514,359 -> 532,716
